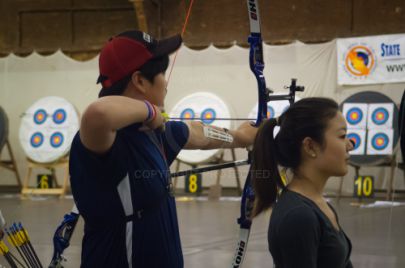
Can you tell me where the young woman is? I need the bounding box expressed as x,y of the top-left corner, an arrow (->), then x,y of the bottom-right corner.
251,97 -> 354,268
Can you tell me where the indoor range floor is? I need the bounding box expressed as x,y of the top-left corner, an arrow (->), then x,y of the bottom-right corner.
0,194 -> 405,268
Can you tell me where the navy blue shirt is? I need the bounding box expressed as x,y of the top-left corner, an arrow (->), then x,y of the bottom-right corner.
70,121 -> 189,268
269,190 -> 353,268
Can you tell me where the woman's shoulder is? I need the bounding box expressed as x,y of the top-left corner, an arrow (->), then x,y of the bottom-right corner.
272,191 -> 321,226
270,193 -> 322,240
274,190 -> 316,211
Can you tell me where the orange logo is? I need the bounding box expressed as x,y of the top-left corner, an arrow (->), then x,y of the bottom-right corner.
345,45 -> 375,77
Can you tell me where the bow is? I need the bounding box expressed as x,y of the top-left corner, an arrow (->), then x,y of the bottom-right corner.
230,1 -> 266,266
48,205 -> 79,268
230,1 -> 304,267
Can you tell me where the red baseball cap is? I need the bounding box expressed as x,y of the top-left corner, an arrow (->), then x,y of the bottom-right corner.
97,30 -> 182,89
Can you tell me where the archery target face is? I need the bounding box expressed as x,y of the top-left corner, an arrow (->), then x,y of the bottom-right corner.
366,129 -> 393,155
342,103 -> 368,129
53,109 -> 67,124
248,104 -> 277,121
367,103 -> 394,129
180,108 -> 195,120
30,132 -> 44,148
341,91 -> 399,165
19,96 -> 79,163
347,129 -> 366,155
169,92 -> 232,164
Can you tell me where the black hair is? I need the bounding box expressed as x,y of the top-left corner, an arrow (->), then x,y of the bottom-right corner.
251,97 -> 339,217
98,55 -> 169,97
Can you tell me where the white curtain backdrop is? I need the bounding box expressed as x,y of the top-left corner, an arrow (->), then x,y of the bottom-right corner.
0,41 -> 403,193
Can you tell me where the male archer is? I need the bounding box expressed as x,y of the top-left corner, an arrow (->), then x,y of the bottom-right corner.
69,30 -> 258,267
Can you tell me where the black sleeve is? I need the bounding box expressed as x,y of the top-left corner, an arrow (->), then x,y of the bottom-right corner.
161,121 -> 190,165
277,206 -> 321,268
346,260 -> 354,268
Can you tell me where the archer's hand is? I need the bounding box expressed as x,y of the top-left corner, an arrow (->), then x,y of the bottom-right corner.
234,121 -> 260,147
141,105 -> 166,132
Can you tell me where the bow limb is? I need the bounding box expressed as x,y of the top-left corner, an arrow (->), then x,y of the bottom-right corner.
48,205 -> 79,268
247,2 -> 268,127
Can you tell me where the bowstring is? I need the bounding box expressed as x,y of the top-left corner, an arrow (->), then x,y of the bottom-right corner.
166,0 -> 195,88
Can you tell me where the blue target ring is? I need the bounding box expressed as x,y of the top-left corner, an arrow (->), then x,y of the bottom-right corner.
347,133 -> 361,150
50,132 -> 64,148
371,133 -> 389,151
201,108 -> 216,124
346,107 -> 363,125
372,108 -> 389,125
267,105 -> 276,119
180,108 -> 195,120
30,132 -> 44,148
53,109 -> 67,124
33,109 -> 47,125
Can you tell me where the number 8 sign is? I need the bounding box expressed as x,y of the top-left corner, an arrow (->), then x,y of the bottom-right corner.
185,173 -> 202,194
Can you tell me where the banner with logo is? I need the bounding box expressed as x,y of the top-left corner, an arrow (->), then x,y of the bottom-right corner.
337,34 -> 405,85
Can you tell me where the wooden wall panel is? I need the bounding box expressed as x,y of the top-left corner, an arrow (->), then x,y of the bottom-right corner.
353,0 -> 405,36
20,12 -> 72,52
72,0 -> 132,8
168,0 -> 249,46
0,0 -> 405,55
73,10 -> 137,48
159,0 -> 354,46
263,0 -> 353,42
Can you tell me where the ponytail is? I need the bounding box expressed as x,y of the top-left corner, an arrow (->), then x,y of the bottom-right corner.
251,118 -> 285,218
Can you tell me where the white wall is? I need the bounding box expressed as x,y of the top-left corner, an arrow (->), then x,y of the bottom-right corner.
0,41 -> 404,195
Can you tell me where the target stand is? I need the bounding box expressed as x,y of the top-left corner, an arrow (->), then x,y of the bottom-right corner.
172,148 -> 242,198
338,156 -> 398,201
21,157 -> 69,198
0,106 -> 22,191
338,91 -> 401,200
18,96 -> 79,198
0,140 -> 22,190
169,92 -> 241,198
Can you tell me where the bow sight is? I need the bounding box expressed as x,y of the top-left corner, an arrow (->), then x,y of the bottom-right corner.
263,79 -> 305,105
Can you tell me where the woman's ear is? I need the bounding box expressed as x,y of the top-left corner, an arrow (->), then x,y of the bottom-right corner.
302,137 -> 319,158
131,71 -> 147,94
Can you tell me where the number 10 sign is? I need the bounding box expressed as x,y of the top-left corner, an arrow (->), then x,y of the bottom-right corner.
354,176 -> 374,198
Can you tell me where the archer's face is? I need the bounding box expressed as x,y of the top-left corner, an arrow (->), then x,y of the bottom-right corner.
144,73 -> 167,108
314,112 -> 354,177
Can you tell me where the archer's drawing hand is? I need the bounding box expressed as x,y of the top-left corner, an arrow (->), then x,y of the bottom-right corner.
141,105 -> 166,132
